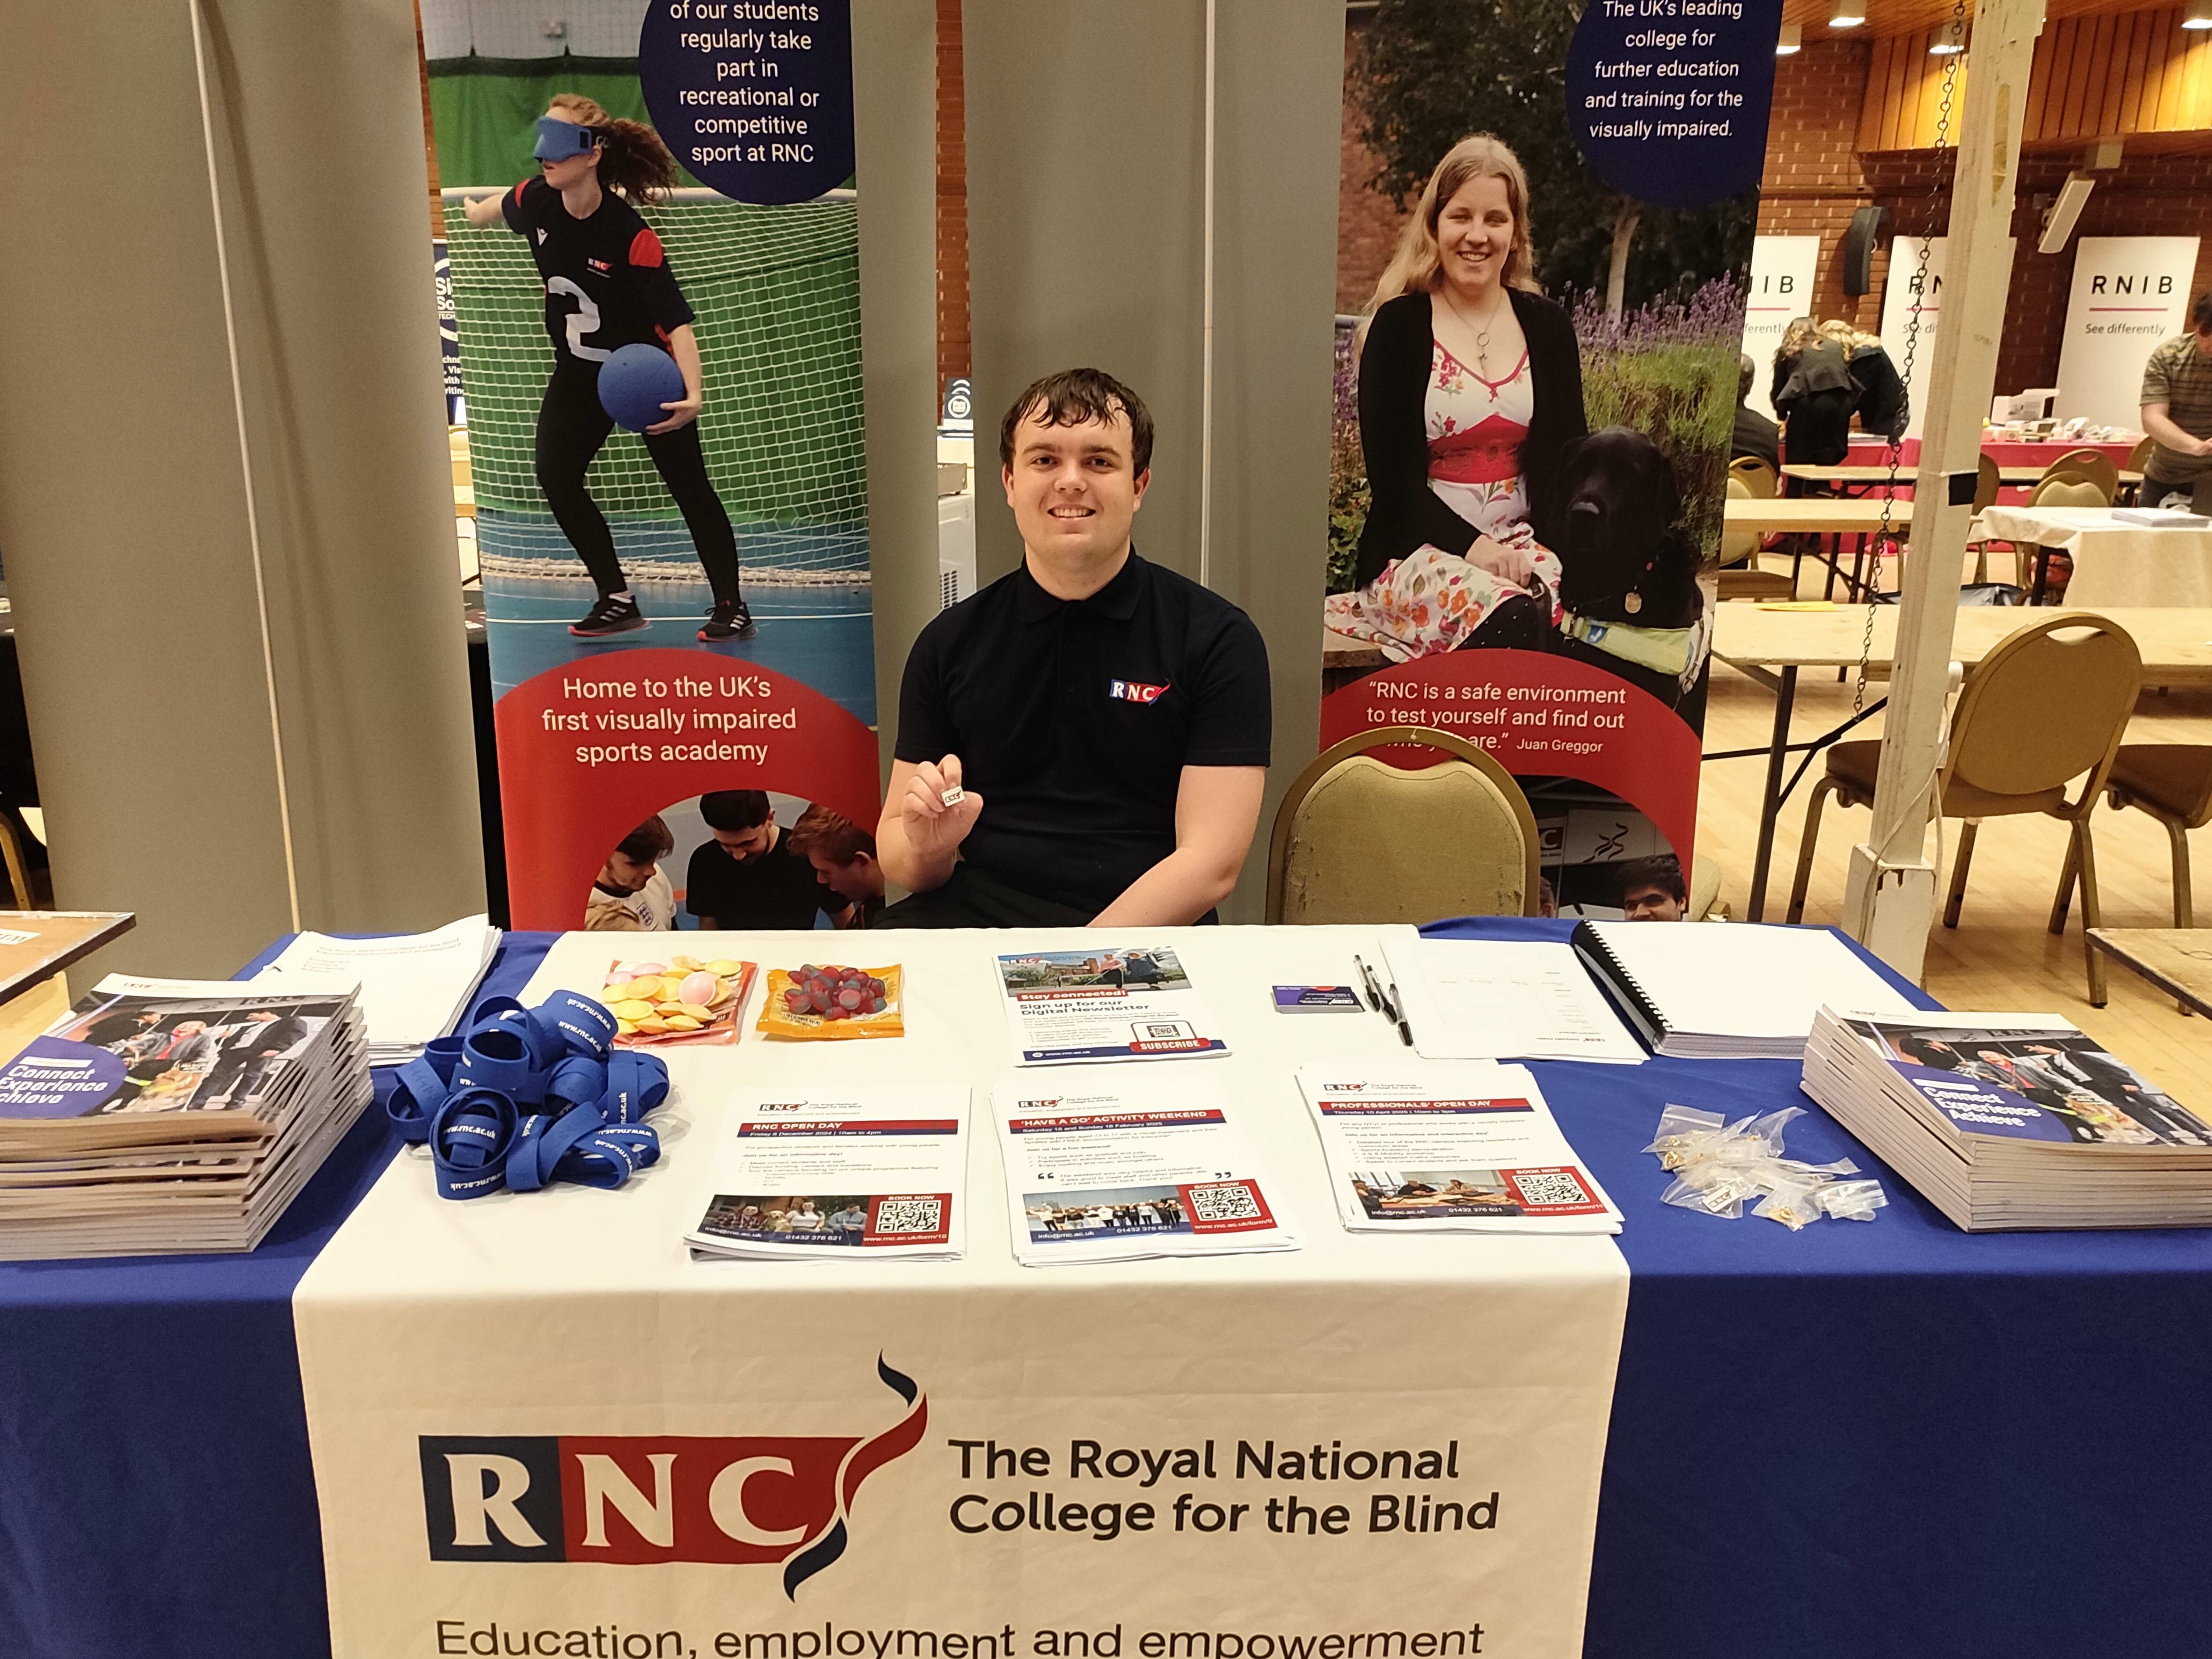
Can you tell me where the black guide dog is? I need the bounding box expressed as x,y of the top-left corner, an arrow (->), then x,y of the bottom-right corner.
1546,426 -> 1706,711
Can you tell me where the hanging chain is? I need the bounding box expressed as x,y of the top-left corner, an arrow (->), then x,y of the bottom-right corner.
1856,0 -> 1969,716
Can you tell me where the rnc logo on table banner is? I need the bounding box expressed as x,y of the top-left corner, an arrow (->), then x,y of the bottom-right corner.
418,1357 -> 926,1597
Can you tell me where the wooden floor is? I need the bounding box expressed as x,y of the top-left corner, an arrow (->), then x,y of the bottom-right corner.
1698,587 -> 2212,1111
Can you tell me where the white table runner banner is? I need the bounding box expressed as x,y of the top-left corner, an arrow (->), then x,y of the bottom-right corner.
295,927 -> 1629,1659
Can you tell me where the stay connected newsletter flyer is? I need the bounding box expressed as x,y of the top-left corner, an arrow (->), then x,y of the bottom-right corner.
991,1068 -> 1296,1265
995,945 -> 1230,1066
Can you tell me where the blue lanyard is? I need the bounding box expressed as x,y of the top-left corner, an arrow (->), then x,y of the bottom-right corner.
391,989 -> 669,1200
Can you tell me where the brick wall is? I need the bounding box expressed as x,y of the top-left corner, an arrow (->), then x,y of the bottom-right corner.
1337,10 -> 1407,315
1760,35 -> 2212,397
936,0 -> 970,392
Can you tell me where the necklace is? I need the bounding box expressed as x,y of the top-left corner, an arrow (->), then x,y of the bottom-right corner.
1444,285 -> 1509,372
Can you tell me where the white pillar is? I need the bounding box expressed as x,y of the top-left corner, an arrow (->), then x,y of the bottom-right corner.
1844,0 -> 2045,974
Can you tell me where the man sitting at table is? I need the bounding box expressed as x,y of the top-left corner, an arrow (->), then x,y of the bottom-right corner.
2139,294 -> 2212,509
875,368 -> 1273,927
1731,355 -> 1780,473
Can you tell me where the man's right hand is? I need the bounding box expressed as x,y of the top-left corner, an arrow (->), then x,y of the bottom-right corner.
901,755 -> 984,860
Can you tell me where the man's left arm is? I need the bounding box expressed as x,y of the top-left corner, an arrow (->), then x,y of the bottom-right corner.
1089,765 -> 1266,927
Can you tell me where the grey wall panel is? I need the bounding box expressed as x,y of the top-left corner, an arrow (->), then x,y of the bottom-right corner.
0,0 -> 484,977
853,0 -> 945,789
961,0 -> 1342,918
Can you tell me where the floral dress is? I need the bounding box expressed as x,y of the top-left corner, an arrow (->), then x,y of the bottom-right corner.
1326,341 -> 1562,662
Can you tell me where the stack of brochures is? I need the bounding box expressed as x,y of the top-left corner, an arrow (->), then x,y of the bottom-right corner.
1571,919 -> 1913,1058
685,1086 -> 970,1261
992,1069 -> 1298,1265
994,943 -> 1231,1066
1297,1060 -> 1621,1235
0,975 -> 373,1258
1802,1007 -> 2212,1230
252,914 -> 498,1063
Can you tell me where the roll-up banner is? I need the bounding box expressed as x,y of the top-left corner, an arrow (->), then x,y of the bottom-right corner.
431,0 -> 877,933
1742,235 -> 1819,420
2055,236 -> 2202,431
1322,0 -> 1782,919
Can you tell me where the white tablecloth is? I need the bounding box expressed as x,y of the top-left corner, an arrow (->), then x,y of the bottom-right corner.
1976,504 -> 2212,606
294,926 -> 1629,1659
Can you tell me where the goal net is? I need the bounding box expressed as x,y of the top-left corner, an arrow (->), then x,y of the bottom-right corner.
442,188 -> 867,586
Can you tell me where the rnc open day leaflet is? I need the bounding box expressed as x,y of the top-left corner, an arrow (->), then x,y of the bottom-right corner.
685,1085 -> 970,1261
995,945 -> 1231,1066
991,1068 -> 1297,1265
1297,1062 -> 1621,1236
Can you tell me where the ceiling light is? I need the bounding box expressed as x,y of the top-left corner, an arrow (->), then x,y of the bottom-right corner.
1929,35 -> 1965,52
1830,0 -> 1866,25
2185,0 -> 2212,29
1777,22 -> 1802,53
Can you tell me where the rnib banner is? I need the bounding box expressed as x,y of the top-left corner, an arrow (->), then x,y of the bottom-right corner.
1741,236 -> 1819,421
431,0 -> 876,932
1322,0 -> 1783,918
2054,236 -> 2202,431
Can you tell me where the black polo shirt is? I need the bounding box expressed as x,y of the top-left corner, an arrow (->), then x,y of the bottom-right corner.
684,832 -> 837,929
895,551 -> 1272,915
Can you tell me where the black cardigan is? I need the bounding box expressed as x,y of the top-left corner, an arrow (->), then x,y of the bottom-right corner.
1353,287 -> 1587,589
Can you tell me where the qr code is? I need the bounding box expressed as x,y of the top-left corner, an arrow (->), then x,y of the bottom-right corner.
874,1197 -> 944,1234
1512,1170 -> 1591,1207
1188,1182 -> 1263,1222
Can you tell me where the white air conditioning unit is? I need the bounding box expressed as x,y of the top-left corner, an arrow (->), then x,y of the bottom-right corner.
937,493 -> 977,610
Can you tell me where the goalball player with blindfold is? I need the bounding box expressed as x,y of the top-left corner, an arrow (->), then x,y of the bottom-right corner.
464,96 -> 753,642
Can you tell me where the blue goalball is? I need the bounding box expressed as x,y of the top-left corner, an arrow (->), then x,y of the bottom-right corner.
596,344 -> 686,432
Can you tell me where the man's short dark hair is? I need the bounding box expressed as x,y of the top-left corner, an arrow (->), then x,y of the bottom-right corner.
2193,292 -> 2212,335
699,790 -> 773,832
998,367 -> 1154,477
614,814 -> 674,864
1738,353 -> 1757,404
1619,853 -> 1686,903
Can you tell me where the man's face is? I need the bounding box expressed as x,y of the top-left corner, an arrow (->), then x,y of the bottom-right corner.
247,1011 -> 277,1025
1621,883 -> 1684,922
713,820 -> 776,863
807,847 -> 883,903
601,850 -> 658,892
1002,407 -> 1149,565
2194,326 -> 2212,360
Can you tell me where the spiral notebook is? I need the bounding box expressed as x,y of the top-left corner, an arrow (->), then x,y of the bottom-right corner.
1570,920 -> 1913,1058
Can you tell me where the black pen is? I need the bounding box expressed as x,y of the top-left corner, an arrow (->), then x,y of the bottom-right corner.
1381,975 -> 1414,1047
1351,953 -> 1384,1013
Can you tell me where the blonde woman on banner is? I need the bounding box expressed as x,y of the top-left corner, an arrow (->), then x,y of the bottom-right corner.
1327,135 -> 1588,662
463,95 -> 754,643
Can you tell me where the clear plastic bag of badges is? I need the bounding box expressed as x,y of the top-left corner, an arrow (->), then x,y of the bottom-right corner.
1646,1103 -> 1885,1229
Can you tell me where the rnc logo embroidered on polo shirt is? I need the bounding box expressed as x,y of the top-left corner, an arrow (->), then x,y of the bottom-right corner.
1108,680 -> 1170,704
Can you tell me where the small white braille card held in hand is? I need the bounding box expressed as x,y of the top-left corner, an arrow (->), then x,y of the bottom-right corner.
940,785 -> 965,807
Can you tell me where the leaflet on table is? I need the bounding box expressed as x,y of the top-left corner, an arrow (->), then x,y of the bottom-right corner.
1382,936 -> 1644,1064
685,1085 -> 969,1260
992,1068 -> 1297,1264
995,945 -> 1229,1065
1297,1061 -> 1621,1235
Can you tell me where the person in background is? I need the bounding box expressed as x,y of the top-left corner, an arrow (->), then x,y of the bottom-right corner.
1731,353 -> 1780,472
785,803 -> 884,928
687,791 -> 848,929
1771,318 -> 1907,466
1327,134 -> 1588,659
2138,295 -> 2212,508
1618,853 -> 1687,921
586,815 -> 676,931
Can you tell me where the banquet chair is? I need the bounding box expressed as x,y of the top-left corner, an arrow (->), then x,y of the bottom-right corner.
1727,455 -> 1778,498
1266,726 -> 1540,924
2125,434 -> 2156,503
1718,476 -> 1793,599
2105,745 -> 2212,928
1786,612 -> 2142,1004
2037,448 -> 2119,504
2018,475 -> 2109,600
